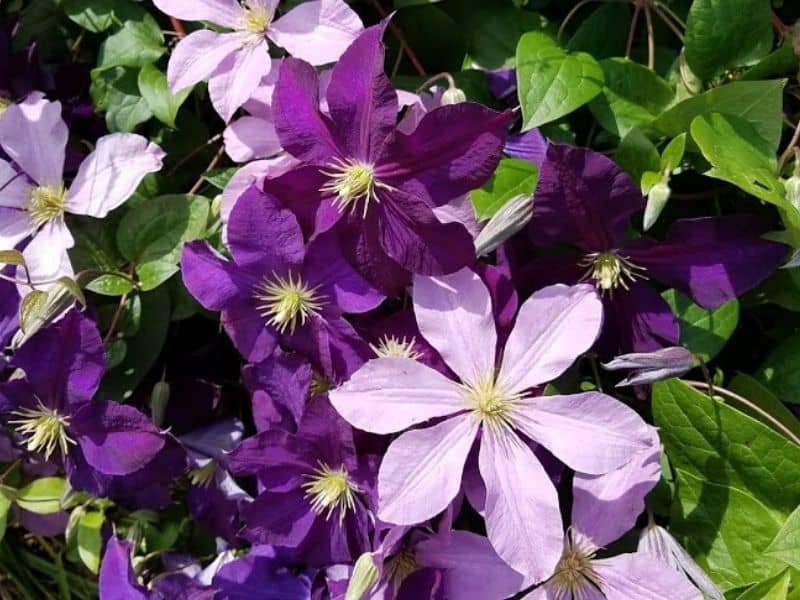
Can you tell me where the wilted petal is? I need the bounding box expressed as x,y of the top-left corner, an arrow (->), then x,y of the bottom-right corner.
224,115 -> 282,162
512,392 -> 652,475
412,268 -> 497,387
167,30 -> 242,93
330,357 -> 466,434
378,413 -> 478,525
151,0 -> 244,28
180,241 -> 254,311
479,426 -> 563,582
593,552 -> 702,600
66,134 -> 164,218
0,93 -> 66,186
71,400 -> 166,476
498,284 -> 602,393
98,537 -> 151,600
208,41 -> 272,123
269,0 -> 364,66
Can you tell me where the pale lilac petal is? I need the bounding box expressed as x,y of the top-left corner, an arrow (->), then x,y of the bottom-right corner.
377,413 -> 478,525
66,134 -> 164,218
479,426 -> 563,582
0,160 -> 34,209
0,208 -> 33,249
412,269 -> 497,387
593,552 -> 702,600
512,392 -> 653,475
330,357 -> 466,434
224,115 -> 282,162
498,284 -> 602,393
167,30 -> 242,93
17,223 -> 74,294
269,0 -> 363,66
152,0 -> 244,27
208,41 -> 272,122
242,60 -> 282,115
0,93 -> 66,186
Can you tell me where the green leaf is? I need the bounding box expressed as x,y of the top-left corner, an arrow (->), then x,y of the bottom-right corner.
660,133 -> 687,173
736,569 -> 792,600
91,67 -> 153,133
684,0 -> 773,81
614,127 -> 660,183
77,511 -> 104,574
588,58 -> 674,137
741,41 -> 799,81
15,478 -> 67,515
567,3 -> 630,59
63,0 -> 117,32
138,63 -> 192,128
86,274 -> 135,296
516,31 -> 604,130
729,373 -> 800,439
653,79 -> 786,151
765,505 -> 800,572
203,167 -> 239,190
0,493 -> 10,542
757,335 -> 800,404
97,16 -> 165,69
470,159 -> 539,220
661,289 -> 739,361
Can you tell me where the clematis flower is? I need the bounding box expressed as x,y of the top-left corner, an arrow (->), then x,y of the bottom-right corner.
210,545 -> 315,599
270,24 -> 512,293
0,94 -> 163,285
181,184 -> 383,377
602,346 -> 696,386
228,399 -> 376,567
501,143 -> 787,355
330,268 -> 654,580
99,538 -> 152,600
0,310 -> 169,491
0,273 -> 18,349
153,0 -> 363,122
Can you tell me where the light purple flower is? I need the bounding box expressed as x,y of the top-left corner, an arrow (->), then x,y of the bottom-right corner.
0,93 -> 164,286
153,0 -> 363,122
330,268 -> 654,580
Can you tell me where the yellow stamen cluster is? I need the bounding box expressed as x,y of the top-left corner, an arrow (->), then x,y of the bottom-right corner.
309,372 -> 334,398
463,373 -> 520,431
320,158 -> 392,218
189,460 -> 217,487
9,401 -> 75,461
579,251 -> 647,294
301,461 -> 361,523
253,272 -> 326,334
384,548 -> 419,590
241,5 -> 271,35
370,335 -> 423,360
551,533 -> 602,600
0,97 -> 11,117
28,185 -> 67,228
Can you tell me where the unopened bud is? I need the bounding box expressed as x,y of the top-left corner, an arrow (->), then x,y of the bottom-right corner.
643,181 -> 671,231
345,553 -> 381,600
441,87 -> 467,105
150,381 -> 170,428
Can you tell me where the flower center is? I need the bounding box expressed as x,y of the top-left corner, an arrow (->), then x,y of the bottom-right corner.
240,4 -> 271,35
579,251 -> 646,294
301,461 -> 361,523
28,185 -> 67,228
8,401 -> 75,461
370,335 -> 423,360
252,272 -> 326,334
384,548 -> 419,590
463,373 -> 519,431
551,533 -> 601,600
189,460 -> 217,487
320,158 -> 391,218
309,372 -> 334,397
0,97 -> 11,117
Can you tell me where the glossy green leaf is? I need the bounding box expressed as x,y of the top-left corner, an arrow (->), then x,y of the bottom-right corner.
0,492 -> 10,542
684,0 -> 773,80
589,58 -> 674,137
662,289 -> 739,361
15,478 -> 67,515
765,505 -> 800,572
470,159 -> 538,220
614,127 -> 660,183
77,511 -> 104,574
91,67 -> 153,133
567,3 -> 630,59
757,335 -> 800,404
97,16 -> 165,69
138,63 -> 192,129
63,0 -> 117,32
735,568 -> 792,599
516,31 -> 604,130
660,133 -> 687,172
729,373 -> 800,438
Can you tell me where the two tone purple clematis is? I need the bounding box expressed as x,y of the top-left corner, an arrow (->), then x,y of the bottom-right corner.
0,94 -> 163,287
502,144 -> 787,355
153,0 -> 363,122
181,184 -> 383,378
330,268 -> 654,581
268,24 -> 513,293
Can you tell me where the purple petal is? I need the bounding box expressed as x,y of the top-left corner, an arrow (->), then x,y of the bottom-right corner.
180,241 -> 254,311
0,93 -> 66,186
379,104 -> 512,206
239,488 -> 316,547
99,538 -> 152,600
66,134 -> 164,218
244,350 -> 311,433
70,400 -> 166,476
0,207 -> 33,250
504,129 -> 548,166
269,0 -> 364,67
286,314 -> 371,383
593,552 -> 702,600
208,42 -> 272,123
478,426 -> 563,582
0,159 -> 35,209
377,413 -> 479,525
273,58 -> 342,164
222,299 -> 280,363
151,0 -> 244,28
166,30 -> 242,93
322,22 -> 396,162
529,144 -> 644,251
625,216 -> 788,309
211,545 -> 314,599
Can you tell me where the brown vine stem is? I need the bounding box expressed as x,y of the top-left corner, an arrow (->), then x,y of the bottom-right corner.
367,0 -> 427,76
170,17 -> 187,39
624,3 -> 642,60
643,3 -> 655,69
167,133 -> 223,177
684,380 -> 800,447
189,145 -> 227,195
778,120 -> 800,173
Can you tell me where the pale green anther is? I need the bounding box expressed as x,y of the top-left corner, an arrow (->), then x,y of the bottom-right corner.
252,271 -> 326,334
189,460 -> 217,487
320,158 -> 393,218
0,97 -> 11,118
301,461 -> 361,523
9,402 -> 75,461
579,251 -> 647,294
441,87 -> 467,105
463,373 -> 520,431
241,5 -> 271,34
28,185 -> 67,228
345,553 -> 381,600
369,335 -> 423,360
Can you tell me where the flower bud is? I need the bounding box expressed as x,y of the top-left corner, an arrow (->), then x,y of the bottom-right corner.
150,381 -> 170,428
345,553 -> 381,600
643,181 -> 671,231
784,155 -> 800,210
440,87 -> 467,105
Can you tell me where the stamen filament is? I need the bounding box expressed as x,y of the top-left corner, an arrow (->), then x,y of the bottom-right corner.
579,251 -> 648,295
8,401 -> 75,461
253,271 -> 326,334
301,461 -> 361,523
320,158 -> 394,218
370,335 -> 423,360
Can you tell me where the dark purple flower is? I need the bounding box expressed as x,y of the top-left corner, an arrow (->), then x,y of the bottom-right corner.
244,349 -> 313,434
0,310 -> 169,489
211,545 -> 315,600
99,537 -> 152,600
229,400 -> 375,567
270,23 -> 512,293
181,184 -> 383,380
502,144 -> 788,354
0,274 -> 18,349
